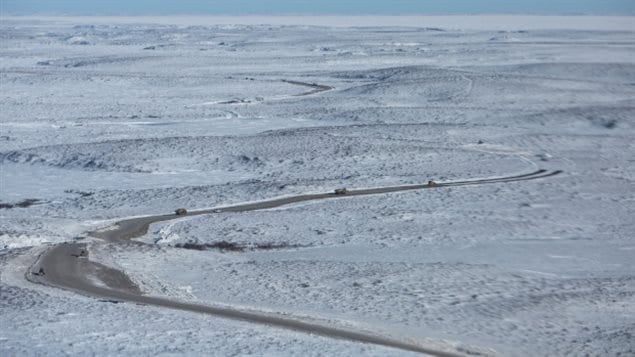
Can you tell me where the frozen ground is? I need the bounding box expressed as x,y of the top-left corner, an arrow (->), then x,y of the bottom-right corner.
1,250 -> 415,356
1,16 -> 634,356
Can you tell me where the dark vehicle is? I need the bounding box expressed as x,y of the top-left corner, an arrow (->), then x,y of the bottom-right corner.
175,208 -> 188,215
428,180 -> 438,187
334,188 -> 348,195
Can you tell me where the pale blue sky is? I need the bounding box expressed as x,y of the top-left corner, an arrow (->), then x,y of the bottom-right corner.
2,0 -> 634,15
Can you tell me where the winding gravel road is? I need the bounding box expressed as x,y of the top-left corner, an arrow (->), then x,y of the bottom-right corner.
28,169 -> 562,356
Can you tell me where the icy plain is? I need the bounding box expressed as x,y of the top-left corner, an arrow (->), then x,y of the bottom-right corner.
1,16 -> 634,356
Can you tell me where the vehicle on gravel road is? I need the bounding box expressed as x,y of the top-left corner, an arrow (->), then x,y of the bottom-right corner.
175,208 -> 188,215
334,188 -> 348,195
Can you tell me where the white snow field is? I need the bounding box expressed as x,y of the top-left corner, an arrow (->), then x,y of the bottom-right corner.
1,16 -> 634,356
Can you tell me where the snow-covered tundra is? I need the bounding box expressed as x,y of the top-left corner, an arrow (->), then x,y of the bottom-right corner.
1,16 -> 634,356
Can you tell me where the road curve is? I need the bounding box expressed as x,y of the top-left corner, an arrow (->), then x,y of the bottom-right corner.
29,244 -> 464,356
29,169 -> 562,356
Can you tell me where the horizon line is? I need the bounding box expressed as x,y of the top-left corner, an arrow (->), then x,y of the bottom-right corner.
4,13 -> 635,17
